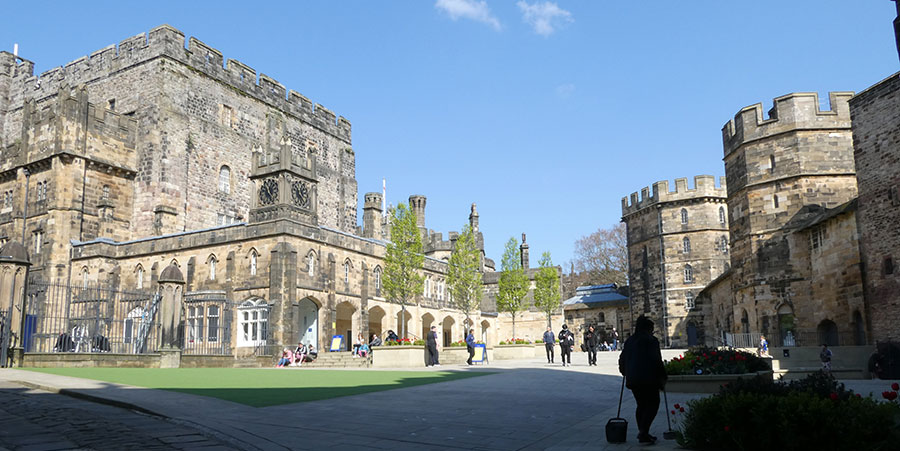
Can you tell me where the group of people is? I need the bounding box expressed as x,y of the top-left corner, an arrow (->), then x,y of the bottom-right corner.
424,325 -> 479,367
276,342 -> 318,368
541,324 -> 620,367
352,332 -> 385,358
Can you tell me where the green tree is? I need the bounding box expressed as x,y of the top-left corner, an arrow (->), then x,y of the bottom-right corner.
383,203 -> 424,339
447,224 -> 483,333
534,251 -> 561,329
497,237 -> 530,340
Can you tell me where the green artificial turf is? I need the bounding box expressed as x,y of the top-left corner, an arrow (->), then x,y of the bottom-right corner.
24,367 -> 492,407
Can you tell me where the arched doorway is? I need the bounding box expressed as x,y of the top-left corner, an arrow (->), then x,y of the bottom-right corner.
368,306 -> 386,341
480,319 -> 490,346
397,309 -> 412,339
853,310 -> 866,345
422,313 -> 435,341
740,309 -> 750,334
777,304 -> 795,347
442,316 -> 456,347
686,322 -> 698,346
336,301 -> 357,351
298,297 -> 319,349
817,319 -> 839,346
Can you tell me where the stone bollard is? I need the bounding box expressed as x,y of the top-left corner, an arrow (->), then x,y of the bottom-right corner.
157,264 -> 185,368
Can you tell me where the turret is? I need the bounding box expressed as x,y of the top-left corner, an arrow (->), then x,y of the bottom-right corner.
469,203 -> 479,232
363,192 -> 383,239
409,194 -> 426,228
520,233 -> 529,269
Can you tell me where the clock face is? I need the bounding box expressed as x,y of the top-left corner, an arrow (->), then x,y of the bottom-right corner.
259,178 -> 278,205
292,181 -> 310,208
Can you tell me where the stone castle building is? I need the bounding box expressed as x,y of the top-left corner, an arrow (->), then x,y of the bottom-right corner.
0,25 -> 561,362
621,176 -> 730,347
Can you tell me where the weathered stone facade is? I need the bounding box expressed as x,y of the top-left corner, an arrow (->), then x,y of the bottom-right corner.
721,92 -> 861,344
621,175 -> 729,347
0,26 -> 561,359
850,71 -> 900,343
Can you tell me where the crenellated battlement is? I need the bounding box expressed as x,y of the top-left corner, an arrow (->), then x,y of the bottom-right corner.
721,92 -> 853,157
2,24 -> 351,142
621,175 -> 727,217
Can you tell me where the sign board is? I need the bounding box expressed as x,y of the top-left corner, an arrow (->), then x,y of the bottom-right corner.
472,343 -> 488,364
330,335 -> 344,352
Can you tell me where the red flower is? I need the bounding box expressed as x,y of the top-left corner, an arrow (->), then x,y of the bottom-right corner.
724,426 -> 731,432
892,382 -> 899,391
829,393 -> 838,401
857,394 -> 862,398
883,391 -> 891,400
891,391 -> 899,401
671,410 -> 676,415
674,403 -> 680,409
679,407 -> 685,413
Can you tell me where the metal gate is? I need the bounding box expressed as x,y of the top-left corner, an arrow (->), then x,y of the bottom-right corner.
183,291 -> 233,355
0,310 -> 9,367
23,279 -> 159,354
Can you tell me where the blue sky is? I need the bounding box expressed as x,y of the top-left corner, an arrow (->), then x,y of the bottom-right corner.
2,1 -> 897,269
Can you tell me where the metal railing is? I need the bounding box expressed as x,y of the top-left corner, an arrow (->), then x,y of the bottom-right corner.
23,279 -> 159,354
182,293 -> 233,355
726,330 -> 862,348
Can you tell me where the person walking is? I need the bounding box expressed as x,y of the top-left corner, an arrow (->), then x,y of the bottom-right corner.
584,325 -> 599,366
612,327 -> 619,351
758,335 -> 769,357
426,325 -> 441,367
558,324 -> 574,367
820,344 -> 833,373
543,327 -> 556,363
618,315 -> 667,445
465,328 -> 476,365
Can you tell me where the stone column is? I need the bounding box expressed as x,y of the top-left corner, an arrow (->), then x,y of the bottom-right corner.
157,264 -> 184,368
0,242 -> 31,368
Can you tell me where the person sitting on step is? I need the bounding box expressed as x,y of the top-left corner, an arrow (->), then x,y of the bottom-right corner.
276,348 -> 293,368
294,342 -> 308,366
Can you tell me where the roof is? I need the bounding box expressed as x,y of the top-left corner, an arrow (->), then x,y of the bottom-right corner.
0,241 -> 30,265
562,284 -> 628,309
795,198 -> 857,232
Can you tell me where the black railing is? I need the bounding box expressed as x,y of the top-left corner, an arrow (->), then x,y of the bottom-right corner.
182,293 -> 232,355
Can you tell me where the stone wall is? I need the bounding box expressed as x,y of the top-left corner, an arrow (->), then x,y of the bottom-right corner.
850,71 -> 900,343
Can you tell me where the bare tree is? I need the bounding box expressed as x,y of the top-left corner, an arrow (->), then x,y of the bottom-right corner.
572,223 -> 628,286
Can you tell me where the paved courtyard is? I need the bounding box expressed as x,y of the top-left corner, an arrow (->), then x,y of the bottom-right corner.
0,350 -> 799,450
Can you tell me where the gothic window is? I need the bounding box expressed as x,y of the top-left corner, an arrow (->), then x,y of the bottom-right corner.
773,194 -> 779,209
81,267 -> 89,289
208,255 -> 217,281
250,249 -> 258,276
218,166 -> 231,194
424,276 -> 431,298
809,225 -> 825,253
307,251 -> 316,277
207,305 -> 220,342
123,307 -> 146,346
719,206 -> 726,224
684,264 -> 693,283
769,155 -> 776,174
438,280 -> 444,301
3,190 -> 12,209
238,298 -> 268,346
187,306 -> 203,343
681,208 -> 688,224
101,185 -> 110,202
721,236 -> 729,254
374,266 -> 382,297
683,237 -> 691,253
136,265 -> 144,290
36,181 -> 48,202
343,260 -> 351,284
33,230 -> 42,254
686,292 -> 695,310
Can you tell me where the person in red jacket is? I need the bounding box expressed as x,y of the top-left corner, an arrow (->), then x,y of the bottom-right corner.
618,315 -> 667,445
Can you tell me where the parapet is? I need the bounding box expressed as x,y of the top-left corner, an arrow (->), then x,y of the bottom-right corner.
5,24 -> 352,142
621,175 -> 727,217
722,92 -> 853,157
363,192 -> 383,210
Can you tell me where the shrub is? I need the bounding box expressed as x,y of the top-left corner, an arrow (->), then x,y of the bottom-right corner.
535,339 -> 544,344
449,340 -> 466,347
499,338 -> 532,345
677,372 -> 900,450
665,346 -> 770,375
413,339 -> 425,346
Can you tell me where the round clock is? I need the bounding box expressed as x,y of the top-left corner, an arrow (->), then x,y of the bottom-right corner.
292,181 -> 310,208
259,178 -> 278,205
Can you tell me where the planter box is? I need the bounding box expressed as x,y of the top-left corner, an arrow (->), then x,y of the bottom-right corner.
494,344 -> 536,360
666,370 -> 774,393
372,346 -> 428,368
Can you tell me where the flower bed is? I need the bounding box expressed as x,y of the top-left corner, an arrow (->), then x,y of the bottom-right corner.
371,345 -> 427,368
494,341 -> 536,360
498,338 -> 532,345
385,338 -> 415,346
665,346 -> 770,376
673,372 -> 900,450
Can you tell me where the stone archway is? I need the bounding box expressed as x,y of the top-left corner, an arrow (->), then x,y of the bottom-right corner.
422,312 -> 435,341
336,301 -> 357,351
817,319 -> 839,347
686,322 -> 698,346
396,309 -> 412,339
368,306 -> 386,341
480,319 -> 491,346
442,315 -> 456,347
298,297 -> 320,349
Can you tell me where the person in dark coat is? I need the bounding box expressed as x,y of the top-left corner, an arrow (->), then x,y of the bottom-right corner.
542,327 -> 556,363
618,315 -> 667,445
426,325 -> 440,367
558,324 -> 574,367
465,328 -> 476,365
584,325 -> 598,366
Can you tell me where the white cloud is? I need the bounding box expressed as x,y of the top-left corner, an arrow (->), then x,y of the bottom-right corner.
516,1 -> 573,36
555,83 -> 575,99
435,0 -> 502,31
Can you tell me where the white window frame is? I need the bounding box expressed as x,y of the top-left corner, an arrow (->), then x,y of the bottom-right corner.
187,305 -> 203,344
684,264 -> 693,283
207,305 -> 220,342
136,266 -> 144,290
218,165 -> 231,194
683,237 -> 691,254
123,306 -> 146,347
719,206 -> 726,224
344,261 -> 350,284
308,251 -> 316,277
250,250 -> 258,276
681,208 -> 688,224
686,292 -> 695,310
238,299 -> 269,347
208,255 -> 217,280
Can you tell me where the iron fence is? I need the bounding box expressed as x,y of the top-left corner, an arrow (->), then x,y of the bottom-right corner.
0,310 -> 9,366
726,330 -> 860,348
23,279 -> 160,354
182,292 -> 233,355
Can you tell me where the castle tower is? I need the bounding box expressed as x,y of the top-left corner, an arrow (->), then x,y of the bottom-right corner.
469,203 -> 479,232
722,92 -> 858,338
0,51 -> 15,144
363,192 -> 383,239
520,233 -> 529,269
621,175 -> 729,347
409,195 -> 426,228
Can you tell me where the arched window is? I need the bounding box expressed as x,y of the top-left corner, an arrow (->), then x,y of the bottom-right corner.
81,267 -> 89,289
683,237 -> 691,253
136,265 -> 144,290
101,185 -> 110,202
681,208 -> 688,224
685,292 -> 695,310
250,249 -> 258,276
773,194 -> 779,209
721,236 -> 729,254
208,255 -> 217,281
684,264 -> 693,283
343,260 -> 351,284
307,251 -> 317,277
719,206 -> 726,224
218,165 -> 231,194
374,266 -> 382,297
187,306 -> 203,344
424,276 -> 431,298
123,306 -> 146,347
238,298 -> 269,346
769,155 -> 776,174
